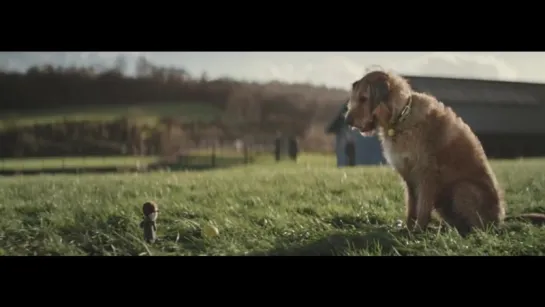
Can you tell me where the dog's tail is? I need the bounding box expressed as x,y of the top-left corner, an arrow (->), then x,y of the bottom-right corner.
504,213 -> 545,225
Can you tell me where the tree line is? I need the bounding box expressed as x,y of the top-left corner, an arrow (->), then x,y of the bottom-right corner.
0,55 -> 350,158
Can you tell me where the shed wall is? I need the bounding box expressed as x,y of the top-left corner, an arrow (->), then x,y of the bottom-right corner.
449,104 -> 545,134
335,126 -> 385,167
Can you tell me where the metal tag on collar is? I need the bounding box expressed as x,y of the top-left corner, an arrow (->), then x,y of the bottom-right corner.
387,128 -> 396,137
399,104 -> 411,120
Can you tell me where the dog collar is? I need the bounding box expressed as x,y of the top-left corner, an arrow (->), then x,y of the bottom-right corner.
387,94 -> 413,137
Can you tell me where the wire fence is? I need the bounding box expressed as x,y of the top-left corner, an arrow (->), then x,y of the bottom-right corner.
0,141 -> 286,176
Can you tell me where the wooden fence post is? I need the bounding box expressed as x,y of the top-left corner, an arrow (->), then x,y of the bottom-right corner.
211,143 -> 216,168
244,144 -> 249,164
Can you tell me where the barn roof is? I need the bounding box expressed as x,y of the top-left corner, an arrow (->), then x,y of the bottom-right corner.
325,75 -> 545,134
406,75 -> 545,106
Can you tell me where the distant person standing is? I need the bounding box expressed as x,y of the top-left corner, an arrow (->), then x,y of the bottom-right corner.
345,134 -> 356,167
288,136 -> 299,162
274,132 -> 282,162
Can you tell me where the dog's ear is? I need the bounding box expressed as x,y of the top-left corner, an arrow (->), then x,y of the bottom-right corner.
368,73 -> 390,106
372,102 -> 392,127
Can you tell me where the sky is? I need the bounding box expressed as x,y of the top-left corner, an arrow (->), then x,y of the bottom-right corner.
1,52 -> 544,90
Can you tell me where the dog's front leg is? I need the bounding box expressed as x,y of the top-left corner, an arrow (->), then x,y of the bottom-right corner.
404,181 -> 417,229
413,177 -> 438,231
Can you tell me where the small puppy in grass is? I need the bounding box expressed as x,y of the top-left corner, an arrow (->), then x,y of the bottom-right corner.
344,69 -> 545,235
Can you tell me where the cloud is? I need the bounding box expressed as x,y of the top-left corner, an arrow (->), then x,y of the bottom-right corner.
0,52 -> 520,88
0,52 -> 149,72
253,55 -> 365,89
257,52 -> 519,89
395,52 -> 519,80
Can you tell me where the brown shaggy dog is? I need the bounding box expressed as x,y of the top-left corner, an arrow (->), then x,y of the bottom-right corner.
344,69 -> 545,235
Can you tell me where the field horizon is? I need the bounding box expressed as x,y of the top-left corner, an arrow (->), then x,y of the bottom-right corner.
1,154 -> 545,256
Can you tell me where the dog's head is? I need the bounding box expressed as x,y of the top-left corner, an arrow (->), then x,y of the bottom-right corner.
344,70 -> 395,136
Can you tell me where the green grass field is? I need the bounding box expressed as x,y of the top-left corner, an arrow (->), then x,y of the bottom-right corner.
1,154 -> 544,256
0,150 -> 268,172
0,156 -> 160,171
0,102 -> 222,129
